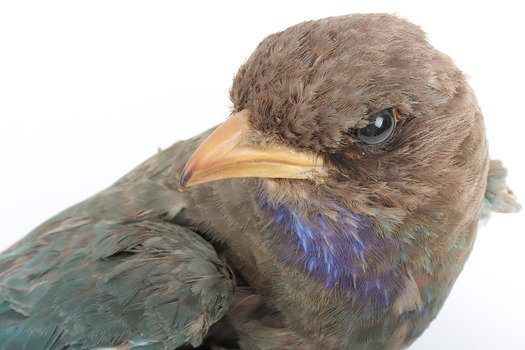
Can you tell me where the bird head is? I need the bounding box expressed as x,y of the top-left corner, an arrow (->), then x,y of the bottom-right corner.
180,14 -> 487,236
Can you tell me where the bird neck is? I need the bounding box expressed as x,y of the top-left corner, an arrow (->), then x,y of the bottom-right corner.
256,184 -> 407,306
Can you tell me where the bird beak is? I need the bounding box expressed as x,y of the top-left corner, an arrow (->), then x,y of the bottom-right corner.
179,109 -> 324,191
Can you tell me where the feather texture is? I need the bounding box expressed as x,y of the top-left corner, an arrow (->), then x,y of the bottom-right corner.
0,13 -> 520,349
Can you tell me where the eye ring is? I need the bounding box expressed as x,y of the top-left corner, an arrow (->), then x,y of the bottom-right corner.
357,108 -> 397,146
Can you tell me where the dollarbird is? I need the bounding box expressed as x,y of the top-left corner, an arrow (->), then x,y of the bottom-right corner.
0,13 -> 521,350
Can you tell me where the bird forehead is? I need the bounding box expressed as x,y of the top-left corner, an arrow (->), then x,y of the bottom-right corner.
230,14 -> 465,152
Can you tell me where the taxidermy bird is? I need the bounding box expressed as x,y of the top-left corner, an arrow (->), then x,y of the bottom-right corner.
0,13 -> 520,350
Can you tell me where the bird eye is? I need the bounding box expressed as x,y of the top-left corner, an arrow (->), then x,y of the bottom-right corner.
357,108 -> 396,145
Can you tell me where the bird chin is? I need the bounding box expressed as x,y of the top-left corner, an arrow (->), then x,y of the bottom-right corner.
255,178 -> 320,206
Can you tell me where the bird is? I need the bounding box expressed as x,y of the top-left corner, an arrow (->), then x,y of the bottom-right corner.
0,13 -> 521,350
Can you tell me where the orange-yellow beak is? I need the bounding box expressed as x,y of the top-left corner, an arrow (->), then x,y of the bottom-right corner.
179,109 -> 325,191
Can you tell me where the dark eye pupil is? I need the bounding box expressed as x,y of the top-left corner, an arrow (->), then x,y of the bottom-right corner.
358,109 -> 395,145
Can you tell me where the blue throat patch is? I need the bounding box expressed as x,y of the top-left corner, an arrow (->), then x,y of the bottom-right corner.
256,185 -> 405,306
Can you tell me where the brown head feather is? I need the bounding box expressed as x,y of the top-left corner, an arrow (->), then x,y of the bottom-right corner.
230,14 -> 487,234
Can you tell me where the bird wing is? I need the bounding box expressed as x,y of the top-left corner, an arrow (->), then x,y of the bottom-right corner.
480,159 -> 521,221
0,178 -> 235,349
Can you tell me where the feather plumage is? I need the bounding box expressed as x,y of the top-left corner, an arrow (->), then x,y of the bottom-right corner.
0,14 -> 520,349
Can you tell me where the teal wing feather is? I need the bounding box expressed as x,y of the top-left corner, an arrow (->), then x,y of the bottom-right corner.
480,159 -> 521,221
0,216 -> 235,349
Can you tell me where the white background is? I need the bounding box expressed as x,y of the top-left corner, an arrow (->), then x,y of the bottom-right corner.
0,1 -> 523,349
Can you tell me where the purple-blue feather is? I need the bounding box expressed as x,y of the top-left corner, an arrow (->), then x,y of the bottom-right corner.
256,185 -> 407,307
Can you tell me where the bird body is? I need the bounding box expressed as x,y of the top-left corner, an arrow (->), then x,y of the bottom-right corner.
0,14 -> 520,349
